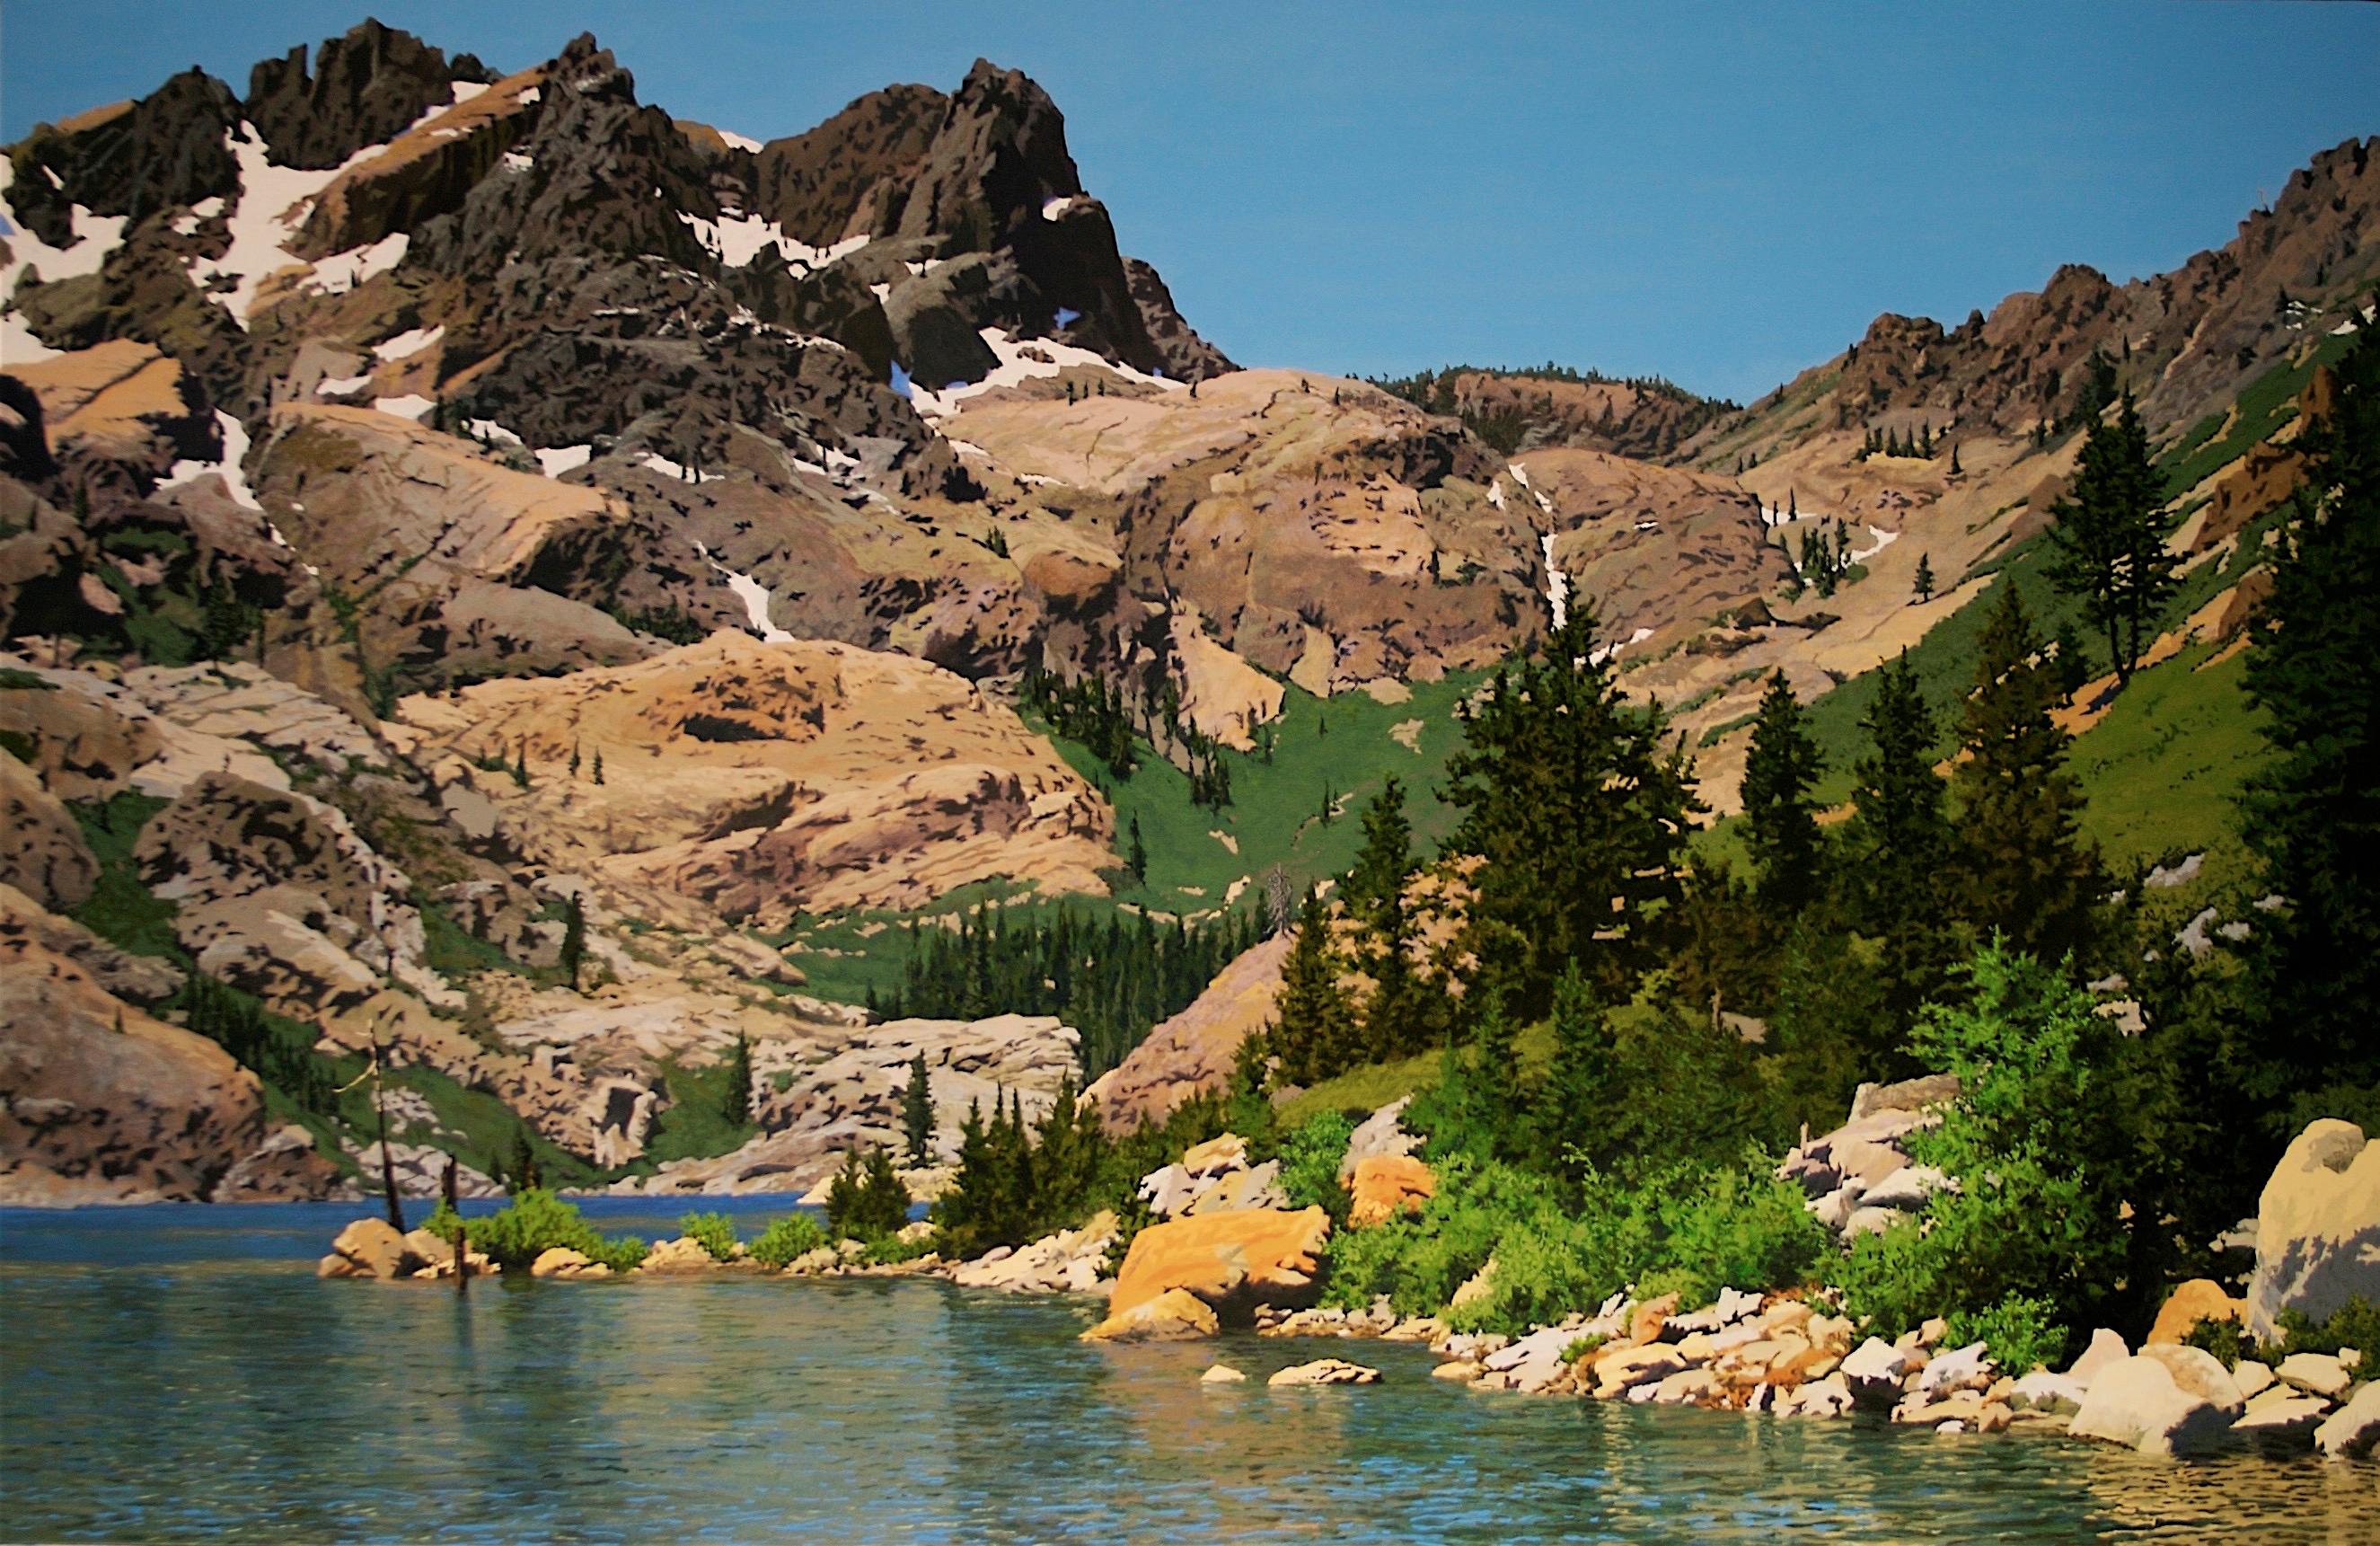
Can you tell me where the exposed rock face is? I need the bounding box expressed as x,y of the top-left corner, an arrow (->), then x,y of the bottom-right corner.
1106,1206 -> 1331,1321
2146,1278 -> 2244,1347
4,69 -> 242,246
1089,932 -> 1290,1132
1124,257 -> 1234,383
1440,371 -> 1734,461
0,914 -> 267,1204
2245,1119 -> 2380,1341
245,20 -> 471,172
391,632 -> 1108,922
0,883 -> 180,1003
1,752 -> 99,908
1346,1153 -> 1434,1227
1516,448 -> 1789,646
2,340 -> 215,475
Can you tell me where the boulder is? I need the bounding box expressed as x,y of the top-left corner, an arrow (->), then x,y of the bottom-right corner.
2313,1380 -> 2380,1460
1591,1344 -> 1688,1399
530,1247 -> 612,1280
2066,1328 -> 2131,1385
2068,1347 -> 2246,1457
2146,1278 -> 2243,1347
2245,1119 -> 2380,1341
0,753 -> 99,910
1862,1164 -> 1951,1212
1106,1206 -> 1330,1321
2234,1395 -> 2332,1441
1346,1154 -> 1434,1228
2274,1352 -> 2352,1400
1182,1133 -> 1249,1178
1839,1337 -> 1914,1399
1779,1374 -> 1855,1418
1081,1288 -> 1220,1343
2233,1361 -> 2276,1400
1182,1162 -> 1287,1216
1432,1361 -> 1484,1383
1337,1097 -> 1418,1181
1199,1364 -> 1247,1383
1267,1358 -> 1380,1388
318,1217 -> 421,1280
1477,1326 -> 1577,1393
1917,1341 -> 1995,1397
2009,1372 -> 2090,1412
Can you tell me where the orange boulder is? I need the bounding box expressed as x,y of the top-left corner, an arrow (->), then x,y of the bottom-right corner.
1107,1206 -> 1332,1321
2146,1278 -> 2243,1347
1346,1154 -> 1435,1227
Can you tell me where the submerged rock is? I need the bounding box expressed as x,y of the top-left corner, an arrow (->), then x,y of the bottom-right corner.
1081,1287 -> 1218,1343
1267,1358 -> 1379,1388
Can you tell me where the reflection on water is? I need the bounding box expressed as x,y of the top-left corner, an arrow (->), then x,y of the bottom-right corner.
2,1204 -> 2374,1543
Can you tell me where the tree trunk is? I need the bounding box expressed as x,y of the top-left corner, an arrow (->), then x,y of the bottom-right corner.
373,1026 -> 404,1232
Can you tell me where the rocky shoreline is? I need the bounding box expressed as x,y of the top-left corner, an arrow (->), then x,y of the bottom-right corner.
313,1100 -> 2380,1469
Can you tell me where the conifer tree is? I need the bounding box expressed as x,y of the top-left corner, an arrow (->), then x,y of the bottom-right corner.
1950,587 -> 2106,963
722,1030 -> 754,1127
1268,887 -> 1359,1084
1442,604 -> 1699,1010
560,893 -> 586,990
592,749 -> 605,785
1913,552 -> 1936,603
901,1053 -> 934,1165
1845,651 -> 1954,1026
1741,671 -> 1825,913
511,745 -> 529,790
569,741 -> 581,778
1126,814 -> 1147,882
2048,393 -> 2173,685
1342,776 -> 1436,1056
2051,620 -> 2093,702
1539,960 -> 1616,1175
1949,442 -> 1962,477
2241,320 -> 2380,1114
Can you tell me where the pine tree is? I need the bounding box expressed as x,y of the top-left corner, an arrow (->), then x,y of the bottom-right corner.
1442,604 -> 1700,1011
722,1030 -> 754,1127
1342,777 -> 1415,926
2240,320 -> 2380,1117
2051,620 -> 2093,702
1949,443 -> 1962,477
1126,814 -> 1147,882
1741,671 -> 1825,913
1950,587 -> 2106,964
901,1053 -> 934,1165
2048,393 -> 2173,685
560,893 -> 586,990
511,744 -> 529,790
592,749 -> 605,785
1846,650 -> 1954,1029
1539,960 -> 1616,1175
1913,552 -> 1936,604
1268,887 -> 1359,1084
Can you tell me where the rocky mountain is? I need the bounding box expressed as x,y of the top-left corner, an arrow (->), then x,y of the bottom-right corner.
4,17 -> 2374,1206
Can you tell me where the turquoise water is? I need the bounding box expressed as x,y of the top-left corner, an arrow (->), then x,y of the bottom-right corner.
3,1200 -> 2375,1543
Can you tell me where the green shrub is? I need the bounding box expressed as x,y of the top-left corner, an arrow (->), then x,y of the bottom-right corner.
1826,1216 -> 1942,1341
1561,1334 -> 1607,1364
1946,1293 -> 2067,1374
825,1148 -> 911,1241
1650,1162 -> 1824,1310
470,1188 -> 647,1273
424,1199 -> 463,1246
2182,1314 -> 2255,1370
680,1211 -> 739,1262
1632,1266 -> 1708,1309
2276,1295 -> 2380,1363
1278,1111 -> 1357,1221
748,1213 -> 829,1269
862,1232 -> 935,1266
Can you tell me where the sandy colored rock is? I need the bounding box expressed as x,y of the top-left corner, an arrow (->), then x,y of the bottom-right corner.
1346,1153 -> 1435,1227
1199,1363 -> 1247,1383
2068,1347 -> 2246,1457
2314,1380 -> 2380,1460
1089,932 -> 1290,1132
2245,1119 -> 2380,1341
1081,1286 -> 1220,1343
0,753 -> 99,910
389,632 -> 1112,922
319,1218 -> 422,1279
1106,1206 -> 1331,1321
2146,1277 -> 2244,1347
1267,1358 -> 1380,1387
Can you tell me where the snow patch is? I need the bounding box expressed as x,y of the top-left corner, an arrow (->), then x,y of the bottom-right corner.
536,446 -> 592,478
314,375 -> 372,396
158,411 -> 318,575
1848,525 -> 1900,563
1540,533 -> 1570,630
1509,462 -> 1531,488
467,419 -> 523,446
1041,195 -> 1088,221
908,328 -> 1183,419
1486,480 -> 1507,509
631,450 -> 720,484
372,394 -> 434,421
695,543 -> 791,641
718,128 -> 763,154
679,210 -> 868,273
500,151 -> 534,173
0,162 -> 128,362
451,82 -> 489,104
372,325 -> 444,362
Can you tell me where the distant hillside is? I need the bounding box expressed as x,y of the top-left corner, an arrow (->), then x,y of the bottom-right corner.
1370,363 -> 1737,459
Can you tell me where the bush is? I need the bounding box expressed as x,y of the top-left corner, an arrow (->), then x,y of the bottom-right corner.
2183,1314 -> 2255,1371
1277,1112 -> 1357,1221
1827,1216 -> 1943,1341
1649,1162 -> 1825,1310
748,1212 -> 828,1270
2276,1295 -> 2380,1363
862,1232 -> 935,1266
825,1147 -> 911,1241
1946,1293 -> 2067,1374
680,1211 -> 739,1262
471,1188 -> 648,1273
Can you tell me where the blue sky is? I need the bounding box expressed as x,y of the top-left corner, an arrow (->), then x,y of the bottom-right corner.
6,1 -> 2375,401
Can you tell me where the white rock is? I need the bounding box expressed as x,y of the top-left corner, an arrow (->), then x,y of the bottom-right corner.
2234,1395 -> 2331,1440
2068,1347 -> 2245,1457
2065,1327 -> 2130,1385
2313,1380 -> 2380,1459
2245,1119 -> 2380,1341
1918,1341 -> 1996,1396
2009,1371 -> 2090,1412
1864,1164 -> 1952,1211
1840,1336 -> 1913,1393
2275,1351 -> 2352,1399
1200,1364 -> 1247,1384
2233,1360 -> 2276,1400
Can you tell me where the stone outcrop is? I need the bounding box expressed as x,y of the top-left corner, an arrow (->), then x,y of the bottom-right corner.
2245,1119 -> 2380,1341
389,632 -> 1113,923
1346,1153 -> 1434,1227
1089,932 -> 1290,1132
1,752 -> 99,909
1106,1206 -> 1331,1322
2146,1278 -> 2244,1347
952,1210 -> 1116,1295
